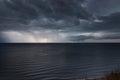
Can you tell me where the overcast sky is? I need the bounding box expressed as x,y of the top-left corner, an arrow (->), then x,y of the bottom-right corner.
0,0 -> 120,43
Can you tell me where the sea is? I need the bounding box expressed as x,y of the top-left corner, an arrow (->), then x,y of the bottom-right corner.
0,43 -> 120,80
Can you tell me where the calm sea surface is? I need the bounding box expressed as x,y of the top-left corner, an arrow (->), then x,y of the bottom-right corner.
0,43 -> 120,80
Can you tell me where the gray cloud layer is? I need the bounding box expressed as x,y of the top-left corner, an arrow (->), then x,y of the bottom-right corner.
0,0 -> 120,42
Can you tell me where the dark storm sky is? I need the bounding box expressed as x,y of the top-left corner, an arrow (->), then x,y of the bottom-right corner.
0,0 -> 120,43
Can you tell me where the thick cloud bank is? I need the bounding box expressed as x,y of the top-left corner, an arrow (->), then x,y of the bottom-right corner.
0,0 -> 120,43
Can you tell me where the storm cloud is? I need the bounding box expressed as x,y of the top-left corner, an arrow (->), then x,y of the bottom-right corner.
0,0 -> 120,42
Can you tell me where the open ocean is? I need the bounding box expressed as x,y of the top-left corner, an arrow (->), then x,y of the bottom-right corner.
0,43 -> 120,80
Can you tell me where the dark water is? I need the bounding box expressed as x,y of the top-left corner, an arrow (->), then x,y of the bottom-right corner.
0,43 -> 120,80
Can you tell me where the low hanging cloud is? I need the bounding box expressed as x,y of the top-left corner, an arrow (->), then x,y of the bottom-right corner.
0,30 -> 69,43
1,30 -> 120,43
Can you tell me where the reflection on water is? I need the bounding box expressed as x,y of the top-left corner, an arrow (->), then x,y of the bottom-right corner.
0,43 -> 120,80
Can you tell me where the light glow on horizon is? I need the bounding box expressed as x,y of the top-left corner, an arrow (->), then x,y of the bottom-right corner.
1,30 -> 120,43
